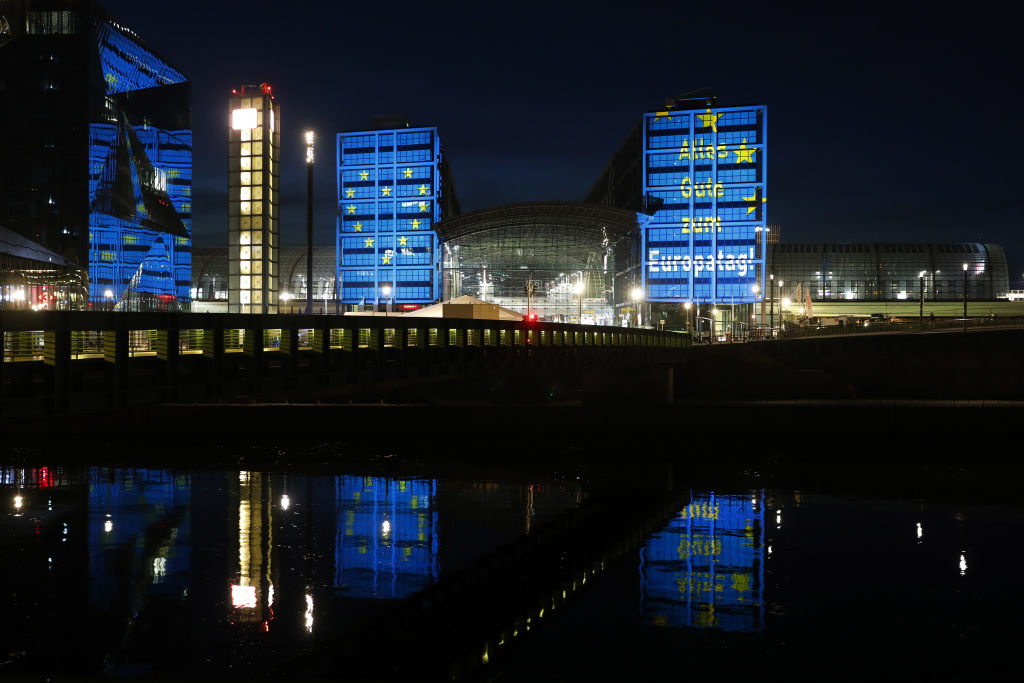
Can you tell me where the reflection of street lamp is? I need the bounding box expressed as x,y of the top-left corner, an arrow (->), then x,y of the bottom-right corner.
573,281 -> 584,323
631,287 -> 643,328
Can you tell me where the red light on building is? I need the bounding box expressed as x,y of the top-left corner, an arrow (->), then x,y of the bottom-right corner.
260,82 -> 272,94
400,304 -> 421,311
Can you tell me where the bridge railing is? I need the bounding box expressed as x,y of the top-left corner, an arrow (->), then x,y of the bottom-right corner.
750,315 -> 1024,341
0,311 -> 689,417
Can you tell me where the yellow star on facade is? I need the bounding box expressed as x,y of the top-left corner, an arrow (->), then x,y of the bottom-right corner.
742,194 -> 767,215
346,204 -> 357,214
403,167 -> 414,178
381,185 -> 392,197
345,188 -> 355,198
697,108 -> 721,133
398,236 -> 408,246
381,253 -> 392,265
364,237 -> 374,247
353,222 -> 363,232
418,202 -> 429,213
733,138 -> 756,163
418,184 -> 429,196
358,170 -> 369,181
653,110 -> 672,122
410,219 -> 421,230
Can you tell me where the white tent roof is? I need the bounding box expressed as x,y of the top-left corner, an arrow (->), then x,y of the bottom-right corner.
402,295 -> 523,320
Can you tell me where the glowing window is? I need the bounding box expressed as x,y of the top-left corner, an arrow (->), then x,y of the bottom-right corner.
232,108 -> 257,130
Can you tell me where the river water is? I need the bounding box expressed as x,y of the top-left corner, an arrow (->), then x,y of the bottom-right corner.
1,443 -> 1020,680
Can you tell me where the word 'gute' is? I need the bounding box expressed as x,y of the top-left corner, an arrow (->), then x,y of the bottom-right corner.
681,177 -> 725,199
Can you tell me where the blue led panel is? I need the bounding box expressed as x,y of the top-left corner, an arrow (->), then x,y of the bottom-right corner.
336,128 -> 444,304
639,492 -> 765,632
642,106 -> 766,303
334,476 -> 440,599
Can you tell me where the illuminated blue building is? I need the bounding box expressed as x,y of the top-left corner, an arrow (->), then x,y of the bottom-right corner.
641,102 -> 766,304
639,492 -> 765,632
334,475 -> 439,599
336,120 -> 459,307
0,0 -> 191,310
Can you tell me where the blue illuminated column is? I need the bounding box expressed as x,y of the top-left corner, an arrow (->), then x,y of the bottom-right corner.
641,106 -> 766,305
336,128 -> 445,306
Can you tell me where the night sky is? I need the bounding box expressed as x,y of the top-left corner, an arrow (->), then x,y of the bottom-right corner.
99,1 -> 1023,279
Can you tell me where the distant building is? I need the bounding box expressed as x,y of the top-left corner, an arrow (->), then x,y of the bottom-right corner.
336,119 -> 459,308
767,242 -> 1009,302
227,83 -> 279,313
0,0 -> 192,310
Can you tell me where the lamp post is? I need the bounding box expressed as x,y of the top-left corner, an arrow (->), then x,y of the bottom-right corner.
768,273 -> 774,337
962,262 -> 968,332
710,307 -> 717,344
919,271 -> 925,330
684,301 -> 692,335
573,281 -> 584,324
382,284 -> 392,314
751,283 -> 760,338
304,130 -> 315,315
104,288 -> 114,312
781,298 -> 791,334
631,287 -> 643,328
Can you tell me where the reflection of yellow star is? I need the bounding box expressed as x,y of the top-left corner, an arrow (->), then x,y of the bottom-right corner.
381,253 -> 392,265
410,219 -> 421,230
353,222 -> 363,232
742,194 -> 767,215
364,237 -> 374,247
381,185 -> 391,197
358,170 -> 369,181
697,108 -> 721,133
346,204 -> 356,214
398,236 -> 408,246
418,184 -> 429,196
418,201 -> 429,213
403,167 -> 414,178
653,110 -> 672,122
733,138 -> 756,163
345,188 -> 355,198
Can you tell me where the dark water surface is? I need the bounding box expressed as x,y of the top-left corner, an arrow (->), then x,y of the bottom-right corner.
1,442 -> 1021,680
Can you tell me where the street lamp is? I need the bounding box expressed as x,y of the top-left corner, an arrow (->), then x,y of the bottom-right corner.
573,281 -> 584,323
962,262 -> 968,332
683,301 -> 692,334
305,130 -> 315,315
919,270 -> 926,329
769,273 -> 775,336
631,287 -> 643,328
281,291 -> 292,313
382,284 -> 392,314
752,283 -> 760,338
104,288 -> 113,311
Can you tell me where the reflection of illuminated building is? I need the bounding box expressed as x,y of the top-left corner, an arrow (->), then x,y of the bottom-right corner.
88,468 -> 191,608
228,84 -> 280,313
640,492 -> 765,632
334,476 -> 439,598
233,470 -> 272,625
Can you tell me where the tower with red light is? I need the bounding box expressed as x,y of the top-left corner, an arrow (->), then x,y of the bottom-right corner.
228,83 -> 280,313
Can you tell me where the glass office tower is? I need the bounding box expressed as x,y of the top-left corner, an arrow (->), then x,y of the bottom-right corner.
336,124 -> 458,307
0,0 -> 192,310
228,83 -> 280,313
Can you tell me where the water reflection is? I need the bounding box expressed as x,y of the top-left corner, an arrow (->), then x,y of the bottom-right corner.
639,492 -> 765,632
334,476 -> 439,599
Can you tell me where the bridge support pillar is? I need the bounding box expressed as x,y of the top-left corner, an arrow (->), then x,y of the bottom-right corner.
44,318 -> 71,414
156,322 -> 179,402
103,328 -> 128,408
243,325 -> 264,393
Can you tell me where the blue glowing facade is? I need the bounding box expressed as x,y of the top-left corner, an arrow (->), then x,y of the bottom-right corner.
334,476 -> 440,599
642,105 -> 766,304
336,127 -> 450,305
640,492 -> 765,632
88,21 -> 191,310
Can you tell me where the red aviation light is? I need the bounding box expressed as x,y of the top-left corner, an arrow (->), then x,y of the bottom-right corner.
260,82 -> 272,95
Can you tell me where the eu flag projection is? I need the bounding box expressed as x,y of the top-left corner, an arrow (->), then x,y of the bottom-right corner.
336,127 -> 450,305
642,106 -> 766,304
